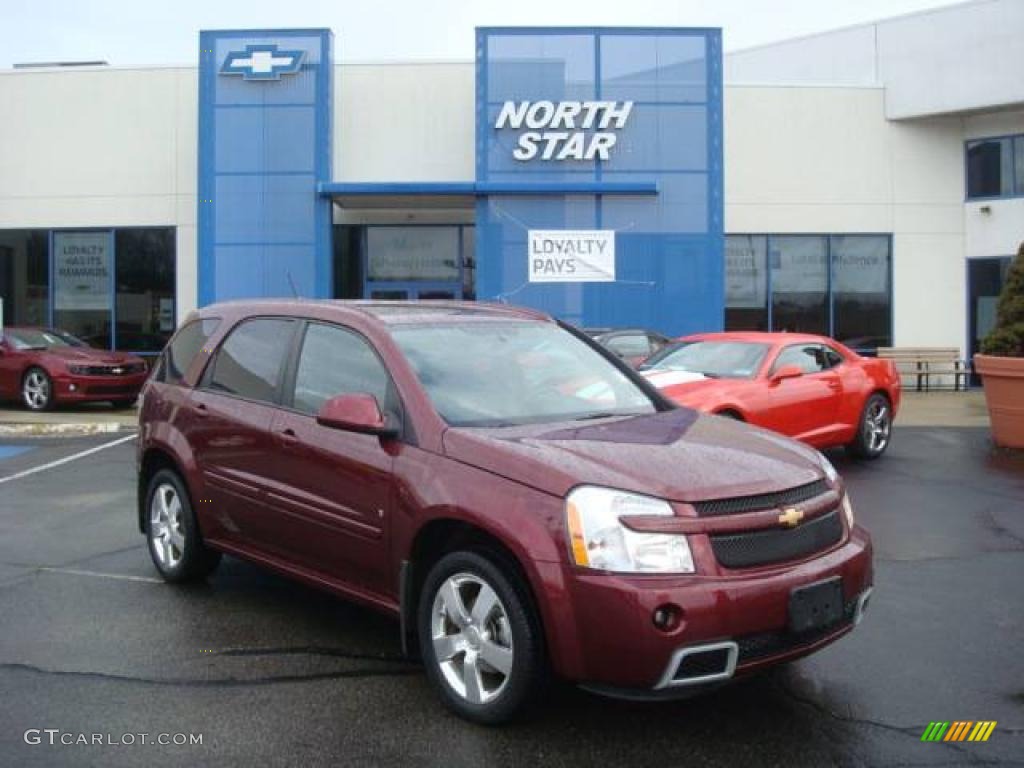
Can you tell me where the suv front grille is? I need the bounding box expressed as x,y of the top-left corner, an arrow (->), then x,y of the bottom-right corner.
710,508 -> 843,568
73,363 -> 146,376
693,479 -> 829,517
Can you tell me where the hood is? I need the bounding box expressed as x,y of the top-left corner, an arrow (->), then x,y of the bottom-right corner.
442,409 -> 824,503
39,347 -> 143,365
641,371 -> 752,407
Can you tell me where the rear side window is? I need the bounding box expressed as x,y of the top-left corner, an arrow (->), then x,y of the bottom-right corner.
773,344 -> 828,374
290,323 -> 392,415
205,318 -> 296,404
160,318 -> 220,385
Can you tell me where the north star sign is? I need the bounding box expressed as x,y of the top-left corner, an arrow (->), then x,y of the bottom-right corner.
220,44 -> 306,80
495,100 -> 634,161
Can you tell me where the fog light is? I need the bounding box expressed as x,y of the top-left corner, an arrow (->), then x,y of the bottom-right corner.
652,603 -> 683,632
68,383 -> 77,392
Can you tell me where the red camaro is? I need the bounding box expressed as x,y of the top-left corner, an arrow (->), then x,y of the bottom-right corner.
640,332 -> 901,458
0,326 -> 149,411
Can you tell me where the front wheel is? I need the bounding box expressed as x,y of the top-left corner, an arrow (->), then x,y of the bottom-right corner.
847,393 -> 892,459
144,468 -> 221,582
22,367 -> 53,411
418,550 -> 545,724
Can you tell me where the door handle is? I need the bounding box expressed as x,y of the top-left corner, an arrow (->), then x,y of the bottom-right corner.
277,427 -> 299,446
192,402 -> 209,418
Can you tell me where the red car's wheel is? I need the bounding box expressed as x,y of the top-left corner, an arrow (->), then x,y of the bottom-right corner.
22,367 -> 54,411
847,393 -> 892,459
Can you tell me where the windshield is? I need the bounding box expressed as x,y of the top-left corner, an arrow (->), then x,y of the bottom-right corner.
6,329 -> 74,351
640,340 -> 769,379
391,322 -> 657,427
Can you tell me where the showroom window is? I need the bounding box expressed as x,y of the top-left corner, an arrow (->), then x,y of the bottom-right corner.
0,227 -> 176,355
725,234 -> 892,352
966,134 -> 1024,199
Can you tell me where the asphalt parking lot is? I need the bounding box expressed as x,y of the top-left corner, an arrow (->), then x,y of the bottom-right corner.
0,426 -> 1022,767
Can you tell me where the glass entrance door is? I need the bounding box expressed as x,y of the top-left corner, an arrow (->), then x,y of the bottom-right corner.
362,226 -> 465,300
968,256 -> 1012,385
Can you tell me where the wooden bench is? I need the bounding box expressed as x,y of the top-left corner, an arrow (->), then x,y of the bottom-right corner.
877,347 -> 969,392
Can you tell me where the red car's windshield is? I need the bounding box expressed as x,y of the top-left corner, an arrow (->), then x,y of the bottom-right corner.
5,328 -> 76,351
640,340 -> 770,379
391,321 -> 657,427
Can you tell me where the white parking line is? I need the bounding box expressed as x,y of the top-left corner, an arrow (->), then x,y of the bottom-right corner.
37,566 -> 162,584
0,434 -> 136,485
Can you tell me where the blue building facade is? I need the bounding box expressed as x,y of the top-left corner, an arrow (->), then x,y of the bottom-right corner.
196,27 -> 724,334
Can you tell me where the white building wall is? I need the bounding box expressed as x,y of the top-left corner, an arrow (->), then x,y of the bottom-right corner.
726,85 -> 967,352
335,62 -> 475,182
0,66 -> 198,321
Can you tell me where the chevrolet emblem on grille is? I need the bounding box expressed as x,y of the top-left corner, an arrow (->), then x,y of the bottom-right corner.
111,367 -> 124,374
778,507 -> 804,527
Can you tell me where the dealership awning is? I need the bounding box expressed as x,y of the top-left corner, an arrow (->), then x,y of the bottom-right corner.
317,180 -> 658,210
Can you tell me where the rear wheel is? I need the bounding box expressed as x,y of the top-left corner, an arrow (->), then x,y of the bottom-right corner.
418,550 -> 545,724
847,393 -> 892,459
22,367 -> 53,411
144,468 -> 221,582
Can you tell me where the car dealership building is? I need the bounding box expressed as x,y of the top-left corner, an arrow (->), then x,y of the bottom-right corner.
0,0 -> 1021,363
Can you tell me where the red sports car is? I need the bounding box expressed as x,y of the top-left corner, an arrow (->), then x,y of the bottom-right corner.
639,332 -> 901,458
0,326 -> 149,411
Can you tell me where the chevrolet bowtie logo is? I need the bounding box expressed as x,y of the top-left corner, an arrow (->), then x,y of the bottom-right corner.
778,507 -> 805,527
220,44 -> 306,81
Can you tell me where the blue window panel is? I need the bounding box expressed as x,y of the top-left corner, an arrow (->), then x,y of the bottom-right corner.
213,175 -> 264,243
600,34 -> 707,104
262,174 -> 318,242
214,107 -> 316,174
486,35 -> 596,102
262,244 -> 318,296
213,246 -> 264,300
601,173 -> 709,234
604,105 -> 707,173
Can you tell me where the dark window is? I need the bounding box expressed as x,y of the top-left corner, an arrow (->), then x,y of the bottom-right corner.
0,230 -> 49,327
291,323 -> 392,415
207,318 -> 295,403
770,236 -> 828,335
605,334 -> 651,358
161,318 -> 220,385
725,235 -> 768,331
773,344 -> 828,375
115,229 -> 176,352
824,347 -> 843,368
832,235 -> 892,350
966,137 -> 1014,199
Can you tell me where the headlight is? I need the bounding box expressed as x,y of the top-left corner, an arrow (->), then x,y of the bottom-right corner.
819,452 -> 839,487
565,486 -> 694,573
841,493 -> 855,528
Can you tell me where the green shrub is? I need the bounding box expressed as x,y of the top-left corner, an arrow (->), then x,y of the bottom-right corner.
980,241 -> 1024,358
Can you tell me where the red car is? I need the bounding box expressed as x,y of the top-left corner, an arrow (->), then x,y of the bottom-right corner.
0,326 -> 149,411
137,301 -> 872,723
640,332 -> 901,459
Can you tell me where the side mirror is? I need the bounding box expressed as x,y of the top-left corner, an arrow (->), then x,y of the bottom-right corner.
316,393 -> 399,438
769,364 -> 804,384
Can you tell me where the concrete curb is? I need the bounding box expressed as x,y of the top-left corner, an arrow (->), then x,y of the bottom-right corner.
0,422 -> 133,437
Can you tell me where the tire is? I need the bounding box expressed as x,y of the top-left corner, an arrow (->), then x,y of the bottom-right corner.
22,367 -> 54,411
847,393 -> 893,460
144,468 -> 221,583
418,550 -> 545,725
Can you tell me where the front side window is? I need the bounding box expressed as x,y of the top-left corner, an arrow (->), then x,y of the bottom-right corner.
206,318 -> 295,404
291,323 -> 392,416
772,344 -> 829,375
161,318 -> 220,385
392,322 -> 656,427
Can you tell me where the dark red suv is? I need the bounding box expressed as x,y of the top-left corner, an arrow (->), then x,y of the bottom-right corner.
137,300 -> 873,723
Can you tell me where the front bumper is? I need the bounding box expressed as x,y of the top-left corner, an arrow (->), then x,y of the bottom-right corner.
553,524 -> 873,692
53,372 -> 148,403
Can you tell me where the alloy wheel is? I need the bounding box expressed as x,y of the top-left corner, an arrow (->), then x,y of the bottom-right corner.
149,482 -> 186,570
431,572 -> 515,705
865,400 -> 891,453
22,370 -> 50,410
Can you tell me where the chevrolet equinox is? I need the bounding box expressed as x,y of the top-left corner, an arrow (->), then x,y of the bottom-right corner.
137,300 -> 873,723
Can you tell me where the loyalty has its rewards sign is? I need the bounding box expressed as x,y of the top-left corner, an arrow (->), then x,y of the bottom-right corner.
528,230 -> 615,283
